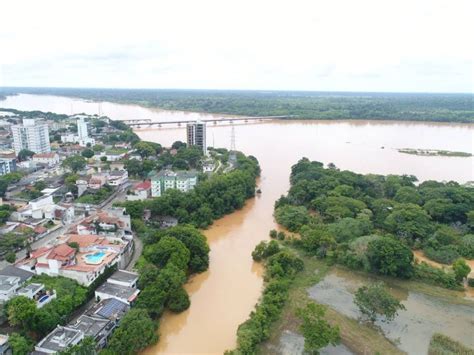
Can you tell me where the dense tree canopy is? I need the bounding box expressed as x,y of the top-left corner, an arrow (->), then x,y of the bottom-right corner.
107,309 -> 158,355
275,158 -> 473,289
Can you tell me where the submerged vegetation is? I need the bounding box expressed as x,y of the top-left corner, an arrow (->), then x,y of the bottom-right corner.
398,148 -> 472,157
2,88 -> 473,123
428,333 -> 474,355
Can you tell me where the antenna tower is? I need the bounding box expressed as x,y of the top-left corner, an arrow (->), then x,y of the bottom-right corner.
230,125 -> 236,152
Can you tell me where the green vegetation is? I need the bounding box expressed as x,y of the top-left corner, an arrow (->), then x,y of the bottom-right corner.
7,88 -> 473,123
398,148 -> 472,157
124,144 -> 203,178
106,309 -> 158,355
123,151 -> 260,228
60,336 -> 96,355
0,172 -> 23,197
296,302 -> 340,354
229,246 -> 304,354
428,333 -> 474,355
4,275 -> 88,338
7,333 -> 33,355
76,184 -> 114,204
452,258 -> 471,282
354,282 -> 406,322
275,158 -> 474,290
17,149 -> 35,161
62,155 -> 87,172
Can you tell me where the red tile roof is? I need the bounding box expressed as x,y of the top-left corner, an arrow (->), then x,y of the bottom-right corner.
30,247 -> 52,259
134,180 -> 151,190
66,234 -> 100,248
47,244 -> 75,261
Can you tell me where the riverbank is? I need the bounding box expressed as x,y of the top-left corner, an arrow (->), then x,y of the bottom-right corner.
260,251 -> 474,355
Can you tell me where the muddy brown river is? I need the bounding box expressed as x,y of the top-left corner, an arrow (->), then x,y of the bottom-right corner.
1,94 -> 473,354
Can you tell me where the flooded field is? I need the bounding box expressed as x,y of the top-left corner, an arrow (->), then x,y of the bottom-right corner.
308,269 -> 474,354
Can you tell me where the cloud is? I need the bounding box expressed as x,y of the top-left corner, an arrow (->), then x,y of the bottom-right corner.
0,0 -> 472,92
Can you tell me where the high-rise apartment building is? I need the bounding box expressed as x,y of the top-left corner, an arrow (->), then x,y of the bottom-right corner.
186,121 -> 207,154
11,119 -> 51,155
76,117 -> 95,147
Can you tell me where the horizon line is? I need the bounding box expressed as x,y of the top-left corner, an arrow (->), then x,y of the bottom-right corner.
0,86 -> 472,96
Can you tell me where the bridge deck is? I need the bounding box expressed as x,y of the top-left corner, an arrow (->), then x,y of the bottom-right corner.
121,116 -> 292,126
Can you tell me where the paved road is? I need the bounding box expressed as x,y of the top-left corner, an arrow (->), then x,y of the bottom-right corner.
126,233 -> 143,272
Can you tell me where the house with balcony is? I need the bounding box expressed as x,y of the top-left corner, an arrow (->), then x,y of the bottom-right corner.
150,170 -> 198,197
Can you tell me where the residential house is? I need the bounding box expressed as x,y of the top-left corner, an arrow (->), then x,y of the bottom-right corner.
16,283 -> 56,308
126,180 -> 151,201
0,266 -> 35,303
95,281 -> 139,305
32,152 -> 60,167
34,326 -> 84,354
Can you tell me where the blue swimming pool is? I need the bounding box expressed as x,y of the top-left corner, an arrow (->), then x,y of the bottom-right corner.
84,251 -> 106,264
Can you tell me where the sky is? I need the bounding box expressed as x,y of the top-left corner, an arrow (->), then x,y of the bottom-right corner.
0,0 -> 473,93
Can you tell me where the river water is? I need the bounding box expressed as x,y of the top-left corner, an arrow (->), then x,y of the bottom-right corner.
1,94 -> 473,354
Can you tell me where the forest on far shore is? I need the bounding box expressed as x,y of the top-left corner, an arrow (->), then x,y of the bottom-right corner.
1,87 -> 473,123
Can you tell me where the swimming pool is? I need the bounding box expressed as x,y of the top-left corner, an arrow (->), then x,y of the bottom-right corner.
84,251 -> 107,264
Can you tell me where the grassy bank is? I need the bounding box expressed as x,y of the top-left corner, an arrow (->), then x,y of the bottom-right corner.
429,333 -> 474,355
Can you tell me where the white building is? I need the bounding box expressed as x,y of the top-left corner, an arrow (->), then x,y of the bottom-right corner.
11,118 -> 51,155
32,152 -> 60,167
76,117 -> 95,147
0,158 -> 16,176
186,121 -> 207,154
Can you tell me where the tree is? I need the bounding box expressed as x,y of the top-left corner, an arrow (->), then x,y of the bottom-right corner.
171,141 -> 187,150
394,186 -> 423,205
6,296 -> 37,329
81,148 -> 94,158
300,225 -> 336,257
5,251 -> 16,263
134,141 -> 156,158
252,240 -> 280,261
107,309 -> 158,355
62,155 -> 86,172
269,229 -> 278,239
59,336 -> 96,355
296,302 -> 340,354
166,287 -> 190,312
367,237 -> 414,278
354,282 -> 406,322
144,236 -> 190,270
17,149 -> 34,161
153,225 -> 210,273
8,333 -> 33,355
452,258 -> 471,283
274,205 -> 310,232
384,203 -> 433,242
100,156 -> 107,162
92,144 -> 104,152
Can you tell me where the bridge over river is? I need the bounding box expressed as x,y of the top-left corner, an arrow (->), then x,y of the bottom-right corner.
119,115 -> 294,127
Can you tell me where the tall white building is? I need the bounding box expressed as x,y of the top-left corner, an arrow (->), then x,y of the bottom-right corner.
76,117 -> 95,147
186,121 -> 207,154
11,119 -> 51,155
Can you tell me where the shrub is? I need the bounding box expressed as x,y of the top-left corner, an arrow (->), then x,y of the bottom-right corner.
413,262 -> 460,290
424,245 -> 460,265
